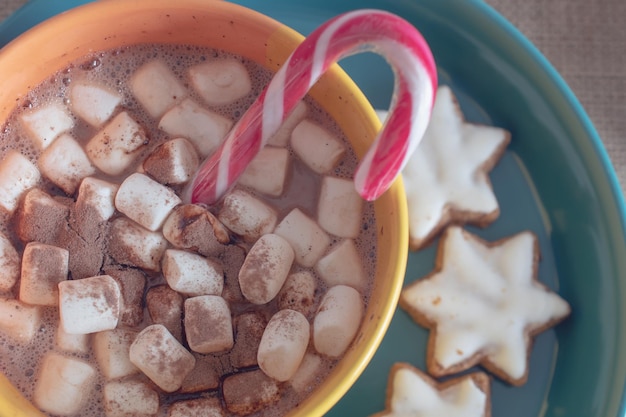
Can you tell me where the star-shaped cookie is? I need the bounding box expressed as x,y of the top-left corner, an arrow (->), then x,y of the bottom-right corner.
400,226 -> 570,386
400,85 -> 510,250
370,363 -> 491,417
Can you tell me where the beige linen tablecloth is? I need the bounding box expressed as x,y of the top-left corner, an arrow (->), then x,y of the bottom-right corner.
1,0 -> 625,197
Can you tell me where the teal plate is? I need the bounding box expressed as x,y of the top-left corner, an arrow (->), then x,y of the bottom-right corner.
2,1 -> 626,416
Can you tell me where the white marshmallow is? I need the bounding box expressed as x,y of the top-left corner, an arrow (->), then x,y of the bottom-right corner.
162,249 -> 223,296
69,81 -> 122,128
291,120 -> 345,174
274,208 -> 331,267
162,204 -> 229,255
267,101 -> 307,147
159,98 -> 233,157
104,380 -> 159,417
258,309 -> 310,382
115,173 -> 181,231
0,150 -> 41,213
75,177 -> 119,222
315,239 -> 367,292
313,285 -> 363,357
277,271 -> 317,316
108,217 -> 168,271
146,285 -> 184,342
239,234 -> 294,304
0,297 -> 41,344
33,352 -> 95,416
143,137 -> 200,185
189,58 -> 252,106
19,242 -> 69,306
218,189 -> 277,242
86,111 -> 148,176
58,275 -> 121,334
184,295 -> 233,354
223,370 -> 280,414
56,321 -> 89,354
239,147 -> 290,197
130,60 -> 187,118
317,176 -> 363,238
129,324 -> 196,393
0,232 -> 20,292
93,329 -> 139,380
169,397 -> 224,417
289,352 -> 323,393
19,102 -> 74,150
38,133 -> 96,194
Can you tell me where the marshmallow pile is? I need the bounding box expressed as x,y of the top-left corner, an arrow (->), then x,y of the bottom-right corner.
0,52 -> 373,416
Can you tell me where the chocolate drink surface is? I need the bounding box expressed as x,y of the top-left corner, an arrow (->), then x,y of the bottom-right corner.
0,43 -> 377,416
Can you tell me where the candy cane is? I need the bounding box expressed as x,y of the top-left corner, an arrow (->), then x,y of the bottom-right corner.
189,9 -> 437,205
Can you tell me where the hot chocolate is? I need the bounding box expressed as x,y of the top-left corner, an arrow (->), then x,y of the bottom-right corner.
0,43 -> 377,416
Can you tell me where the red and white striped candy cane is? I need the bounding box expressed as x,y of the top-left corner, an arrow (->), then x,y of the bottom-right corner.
189,9 -> 437,205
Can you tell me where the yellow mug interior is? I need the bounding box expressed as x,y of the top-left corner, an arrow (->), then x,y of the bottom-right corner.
0,1 -> 409,416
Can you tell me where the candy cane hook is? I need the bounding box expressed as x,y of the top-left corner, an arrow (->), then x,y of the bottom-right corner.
189,9 -> 437,205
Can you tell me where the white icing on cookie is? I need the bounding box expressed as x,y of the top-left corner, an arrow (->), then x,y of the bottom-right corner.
391,85 -> 509,248
383,365 -> 488,417
401,226 -> 570,382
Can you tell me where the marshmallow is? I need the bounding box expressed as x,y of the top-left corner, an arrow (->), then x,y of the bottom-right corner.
55,321 -> 89,354
218,189 -> 277,242
69,81 -> 121,128
104,266 -> 146,328
130,60 -> 187,118
108,217 -> 168,271
274,208 -> 331,267
86,111 -> 148,176
58,275 -> 121,334
239,233 -> 294,304
104,380 -> 159,417
169,397 -> 224,417
239,147 -> 290,197
317,176 -> 363,238
258,309 -> 310,382
230,312 -> 267,369
146,285 -> 184,342
277,271 -> 318,317
143,137 -> 200,185
184,295 -> 234,354
15,187 -> 68,244
0,297 -> 41,344
93,329 -> 139,379
159,98 -> 233,157
313,285 -> 364,357
0,232 -> 20,292
289,352 -> 323,393
115,173 -> 181,231
315,239 -> 367,292
0,150 -> 41,213
163,204 -> 229,257
220,245 -> 247,304
129,324 -> 196,393
19,242 -> 69,306
189,58 -> 252,106
75,177 -> 118,223
267,100 -> 307,147
180,353 -> 223,394
19,102 -> 73,150
162,249 -> 224,296
291,120 -> 345,174
223,369 -> 280,415
38,133 -> 96,194
33,352 -> 95,416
